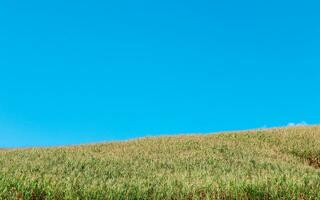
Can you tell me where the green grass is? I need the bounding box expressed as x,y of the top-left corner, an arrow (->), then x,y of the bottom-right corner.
0,126 -> 320,199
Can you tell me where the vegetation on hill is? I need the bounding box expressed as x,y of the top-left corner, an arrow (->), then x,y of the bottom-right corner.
0,126 -> 319,199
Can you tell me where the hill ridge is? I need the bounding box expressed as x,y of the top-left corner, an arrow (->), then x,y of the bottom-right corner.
0,126 -> 319,199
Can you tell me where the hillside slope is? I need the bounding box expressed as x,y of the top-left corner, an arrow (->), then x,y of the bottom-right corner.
0,126 -> 320,199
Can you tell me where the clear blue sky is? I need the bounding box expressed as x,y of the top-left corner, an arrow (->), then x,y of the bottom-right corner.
0,0 -> 319,147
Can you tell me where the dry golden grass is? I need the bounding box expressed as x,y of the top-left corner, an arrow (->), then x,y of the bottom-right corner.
0,126 -> 319,199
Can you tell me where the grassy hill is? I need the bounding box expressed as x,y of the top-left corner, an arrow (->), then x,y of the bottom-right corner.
0,126 -> 320,200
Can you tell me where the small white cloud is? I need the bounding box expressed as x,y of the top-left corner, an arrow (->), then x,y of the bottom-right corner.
287,122 -> 295,127
287,121 -> 307,127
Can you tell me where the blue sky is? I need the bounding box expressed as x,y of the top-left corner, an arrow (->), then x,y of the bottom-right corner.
0,0 -> 319,147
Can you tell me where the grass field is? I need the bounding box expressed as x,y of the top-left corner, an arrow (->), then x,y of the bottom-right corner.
0,126 -> 320,199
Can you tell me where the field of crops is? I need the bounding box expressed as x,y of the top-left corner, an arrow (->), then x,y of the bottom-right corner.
0,126 -> 319,199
